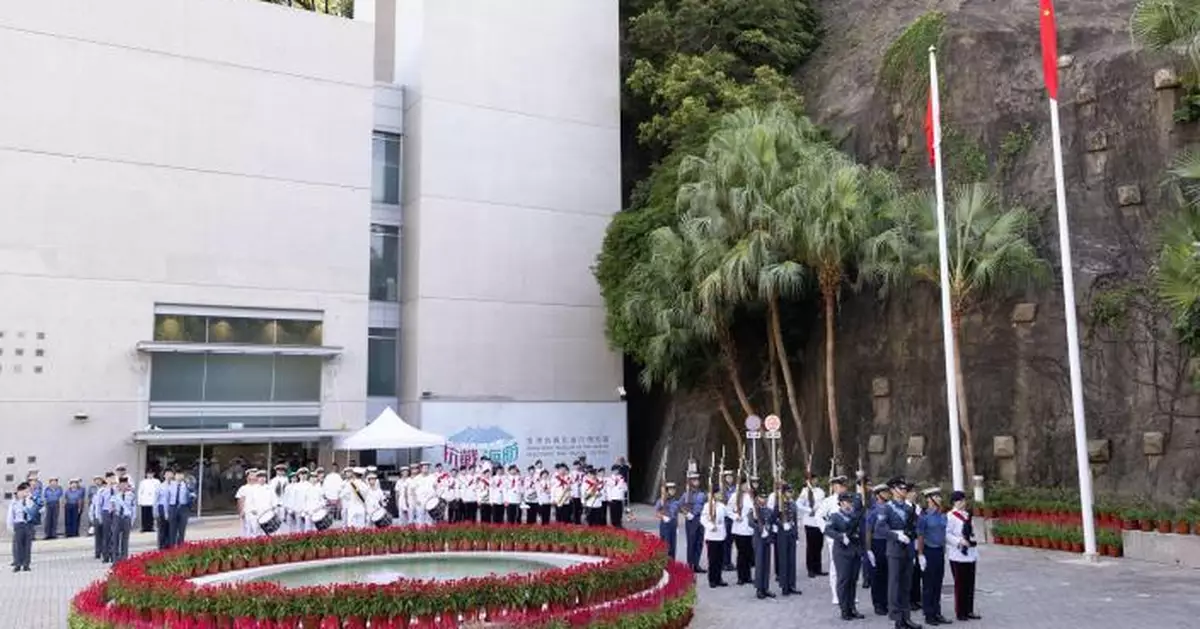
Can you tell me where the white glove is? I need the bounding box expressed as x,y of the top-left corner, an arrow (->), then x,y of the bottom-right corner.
783,523 -> 792,531
661,516 -> 671,523
762,530 -> 770,539
842,534 -> 850,546
685,513 -> 694,521
867,551 -> 876,567
896,532 -> 910,544
918,555 -> 928,571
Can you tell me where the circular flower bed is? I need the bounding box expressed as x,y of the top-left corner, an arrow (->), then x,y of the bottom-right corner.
68,523 -> 694,629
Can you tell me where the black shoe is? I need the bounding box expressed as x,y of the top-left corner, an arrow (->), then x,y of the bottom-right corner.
875,608 -> 889,616
757,590 -> 777,599
716,581 -> 729,587
926,620 -> 941,626
11,567 -> 18,573
819,571 -> 829,576
862,581 -> 871,589
965,614 -> 981,620
693,567 -> 707,574
21,566 -> 30,572
723,564 -> 735,571
850,610 -> 865,619
736,579 -> 749,586
904,621 -> 924,629
842,614 -> 857,621
934,616 -> 952,624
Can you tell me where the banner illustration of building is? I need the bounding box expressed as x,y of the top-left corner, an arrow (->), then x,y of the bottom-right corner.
444,426 -> 520,468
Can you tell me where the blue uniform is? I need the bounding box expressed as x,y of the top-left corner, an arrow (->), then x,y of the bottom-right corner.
882,499 -> 917,624
92,486 -> 114,561
154,485 -> 173,550
27,482 -> 44,526
7,497 -> 37,569
825,509 -> 864,618
655,495 -> 681,559
42,485 -> 63,539
867,502 -> 890,614
167,479 -> 193,547
64,487 -> 86,537
752,505 -> 776,595
918,508 -> 949,621
680,487 -> 707,570
774,498 -> 799,594
110,489 -> 137,562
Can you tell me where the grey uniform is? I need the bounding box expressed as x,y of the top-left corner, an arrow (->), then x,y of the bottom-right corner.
883,498 -> 917,624
825,509 -> 864,617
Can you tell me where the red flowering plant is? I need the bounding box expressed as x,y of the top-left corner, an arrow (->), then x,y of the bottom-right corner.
70,524 -> 683,629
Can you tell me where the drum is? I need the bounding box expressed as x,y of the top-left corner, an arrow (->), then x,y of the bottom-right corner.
257,511 -> 282,535
311,508 -> 334,531
425,497 -> 447,522
371,508 -> 393,528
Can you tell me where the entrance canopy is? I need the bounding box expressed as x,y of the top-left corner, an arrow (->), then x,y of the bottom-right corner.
338,407 -> 446,450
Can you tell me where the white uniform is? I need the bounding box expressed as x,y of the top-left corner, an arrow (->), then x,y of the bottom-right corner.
301,481 -> 324,532
366,483 -> 386,525
394,477 -> 410,526
341,478 -> 369,529
700,502 -> 728,541
413,473 -> 437,525
730,494 -> 754,536
243,484 -> 277,537
235,483 -> 253,537
816,491 -> 843,605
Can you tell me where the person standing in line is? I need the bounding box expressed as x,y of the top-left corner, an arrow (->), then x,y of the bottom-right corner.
342,468 -> 369,529
41,477 -> 63,540
655,481 -> 681,559
365,472 -> 387,526
799,473 -> 828,579
522,465 -> 539,525
154,471 -> 173,550
168,469 -> 192,546
25,470 -> 44,529
503,465 -> 523,524
64,479 -> 86,538
883,478 -> 921,629
917,487 -> 952,626
7,482 -> 36,572
112,477 -> 137,562
137,470 -> 161,534
720,470 -> 737,571
818,475 -> 852,607
945,491 -> 981,622
752,487 -> 777,600
825,492 -> 866,621
302,471 -> 325,532
89,474 -> 111,560
393,467 -> 411,526
461,466 -> 478,524
84,475 -> 102,539
776,484 -> 801,596
487,465 -> 506,524
536,468 -> 553,525
728,479 -> 755,586
235,469 -> 256,537
582,467 -> 604,526
908,487 -> 925,613
699,486 -> 729,589
606,464 -> 628,528
322,463 -> 344,522
681,471 -> 707,573
98,472 -> 118,563
551,464 -> 571,524
867,483 -> 893,616
569,461 -> 585,525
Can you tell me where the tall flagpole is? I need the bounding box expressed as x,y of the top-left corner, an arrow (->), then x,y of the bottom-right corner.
929,46 -> 965,492
1041,0 -> 1097,559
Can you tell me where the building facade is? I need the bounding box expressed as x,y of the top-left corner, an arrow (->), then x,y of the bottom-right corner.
0,0 -> 624,513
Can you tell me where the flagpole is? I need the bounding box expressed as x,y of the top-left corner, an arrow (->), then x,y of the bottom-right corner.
929,46 -> 965,492
1040,0 -> 1097,559
1048,95 -> 1098,558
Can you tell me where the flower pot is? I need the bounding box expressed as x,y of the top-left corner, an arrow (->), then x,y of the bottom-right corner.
1122,519 -> 1136,531
1156,521 -> 1172,534
232,558 -> 246,570
1138,519 -> 1153,532
1071,542 -> 1083,553
1175,521 -> 1191,535
369,617 -> 395,629
290,552 -> 303,563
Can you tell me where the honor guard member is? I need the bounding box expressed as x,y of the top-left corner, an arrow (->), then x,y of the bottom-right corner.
818,475 -> 853,606
7,482 -> 36,572
654,481 -> 681,559
137,471 -> 161,534
799,473 -> 828,578
867,483 -> 893,616
699,486 -> 729,589
25,469 -> 44,527
882,477 -> 921,629
945,491 -> 981,621
154,471 -> 173,550
720,470 -> 737,571
111,476 -> 137,562
775,483 -> 801,596
64,479 -> 86,538
728,479 -> 755,585
42,477 -> 63,540
908,487 -> 924,612
825,492 -> 866,621
680,470 -> 707,573
917,487 -> 951,626
167,469 -> 193,546
85,475 -> 102,541
94,472 -> 117,562
751,487 -> 776,599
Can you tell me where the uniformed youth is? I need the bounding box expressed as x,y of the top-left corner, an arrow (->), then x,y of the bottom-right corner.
654,482 -> 681,559
681,472 -> 707,573
64,478 -> 86,538
775,483 -> 801,595
720,470 -> 737,571
917,487 -> 951,626
751,488 -> 776,599
94,472 -> 117,562
881,477 -> 921,629
6,482 -> 36,572
946,491 -> 981,621
155,471 -> 174,550
825,492 -> 866,621
867,483 -> 893,616
698,487 -> 729,589
111,476 -> 137,562
42,477 -> 63,540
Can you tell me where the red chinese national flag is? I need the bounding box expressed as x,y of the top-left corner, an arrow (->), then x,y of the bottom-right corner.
1040,0 -> 1059,100
923,88 -> 936,167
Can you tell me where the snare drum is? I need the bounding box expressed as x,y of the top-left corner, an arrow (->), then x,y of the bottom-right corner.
311,508 -> 334,531
425,497 -> 447,522
257,511 -> 282,535
370,508 -> 393,528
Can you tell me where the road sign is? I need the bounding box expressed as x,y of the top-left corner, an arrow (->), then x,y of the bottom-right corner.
745,430 -> 762,440
764,414 -> 781,432
765,430 -> 782,439
745,415 -> 762,431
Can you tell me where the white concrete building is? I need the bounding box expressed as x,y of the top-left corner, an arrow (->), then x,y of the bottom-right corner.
0,0 -> 624,514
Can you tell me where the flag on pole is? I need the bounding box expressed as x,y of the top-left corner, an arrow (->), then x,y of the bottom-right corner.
923,88 -> 937,166
1040,0 -> 1059,99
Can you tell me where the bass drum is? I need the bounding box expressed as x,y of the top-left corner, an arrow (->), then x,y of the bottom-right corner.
425,497 -> 447,522
257,511 -> 282,535
311,508 -> 334,531
371,508 -> 393,528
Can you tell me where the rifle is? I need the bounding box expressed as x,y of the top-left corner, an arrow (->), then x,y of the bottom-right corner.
681,452 -> 698,518
656,443 -> 671,511
718,446 -> 727,497
706,451 -> 717,525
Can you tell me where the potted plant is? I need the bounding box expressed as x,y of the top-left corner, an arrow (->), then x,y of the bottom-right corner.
1174,511 -> 1191,535
1155,510 -> 1173,534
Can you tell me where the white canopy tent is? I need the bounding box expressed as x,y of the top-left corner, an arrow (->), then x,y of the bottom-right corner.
338,407 -> 446,450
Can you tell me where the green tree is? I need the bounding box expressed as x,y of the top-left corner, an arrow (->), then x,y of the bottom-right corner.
865,183 -> 1047,480
1155,154 -> 1200,352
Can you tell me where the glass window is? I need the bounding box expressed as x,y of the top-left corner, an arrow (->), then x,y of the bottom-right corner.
276,320 -> 323,346
372,132 -> 402,205
149,355 -> 323,403
153,315 -> 323,347
273,356 -> 323,401
149,354 -> 206,401
367,327 -> 398,397
154,315 -> 207,342
370,225 -> 401,302
204,355 -> 274,402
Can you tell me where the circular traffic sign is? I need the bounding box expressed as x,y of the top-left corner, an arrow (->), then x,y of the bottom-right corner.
764,414 -> 782,432
745,415 -> 762,431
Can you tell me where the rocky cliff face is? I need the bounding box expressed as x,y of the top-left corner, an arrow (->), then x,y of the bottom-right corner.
638,0 -> 1200,503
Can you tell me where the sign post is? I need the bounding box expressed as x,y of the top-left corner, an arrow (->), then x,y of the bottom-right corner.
744,415 -> 762,479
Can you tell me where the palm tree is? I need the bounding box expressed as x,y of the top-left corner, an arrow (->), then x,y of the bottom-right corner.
1131,0 -> 1200,70
676,106 -> 819,463
866,183 -> 1047,480
1155,153 -> 1200,348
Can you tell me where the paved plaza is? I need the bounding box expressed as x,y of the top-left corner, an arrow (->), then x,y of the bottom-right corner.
3,508 -> 1198,629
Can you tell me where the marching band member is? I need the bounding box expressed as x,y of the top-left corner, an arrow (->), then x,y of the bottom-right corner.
504,465 -> 523,524
235,469 -> 257,538
488,466 -> 505,523
536,469 -> 553,525
283,471 -> 302,533
414,463 -> 437,526
243,470 -> 275,537
393,467 -> 410,526
322,464 -> 343,522
269,464 -> 289,523
341,468 -> 369,529
366,472 -> 386,526
552,464 -> 572,523
570,461 -> 584,525
302,471 -> 324,532
606,464 -> 628,528
435,466 -> 452,522
699,485 -> 729,589
460,466 -> 477,523
583,467 -> 604,526
523,465 -> 539,525
476,466 -> 494,524
448,467 -> 464,523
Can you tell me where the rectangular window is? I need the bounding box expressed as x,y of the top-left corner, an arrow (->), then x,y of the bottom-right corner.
149,354 -> 323,403
370,224 -> 400,302
367,327 -> 398,397
153,315 -> 323,346
372,132 -> 401,205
